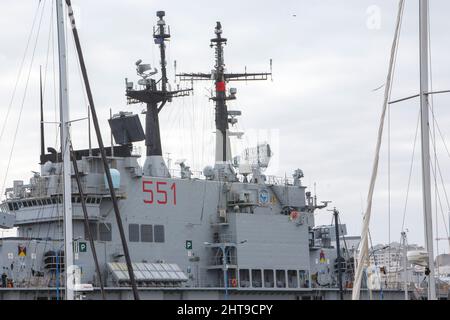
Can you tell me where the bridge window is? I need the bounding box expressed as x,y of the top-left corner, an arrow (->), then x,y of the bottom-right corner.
239,269 -> 250,287
299,270 -> 310,288
276,270 -> 286,288
288,270 -> 298,288
263,269 -> 274,288
251,269 -> 262,288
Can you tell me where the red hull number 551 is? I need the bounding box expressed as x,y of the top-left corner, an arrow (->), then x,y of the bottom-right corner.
142,180 -> 177,205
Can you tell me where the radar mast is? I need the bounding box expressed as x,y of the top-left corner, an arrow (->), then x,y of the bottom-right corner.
125,11 -> 191,177
177,22 -> 272,179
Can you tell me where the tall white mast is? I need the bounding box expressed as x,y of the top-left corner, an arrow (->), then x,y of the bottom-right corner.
401,231 -> 408,300
56,0 -> 74,300
419,0 -> 436,300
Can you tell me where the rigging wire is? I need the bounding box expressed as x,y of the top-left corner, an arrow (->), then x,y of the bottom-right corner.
387,88 -> 391,271
29,1 -> 63,296
393,109 -> 420,287
19,2 -> 62,293
432,149 -> 450,237
42,2 -> 54,102
69,12 -> 91,145
19,5 -> 56,280
1,0 -> 48,199
188,84 -> 196,169
26,5 -> 57,288
425,0 -> 440,275
352,0 -> 405,300
0,2 -> 43,144
429,134 -> 450,240
385,0 -> 406,273
401,111 -> 421,232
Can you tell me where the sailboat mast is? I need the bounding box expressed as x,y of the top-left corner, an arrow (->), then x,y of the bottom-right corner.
419,0 -> 436,300
56,0 -> 74,301
401,231 -> 408,300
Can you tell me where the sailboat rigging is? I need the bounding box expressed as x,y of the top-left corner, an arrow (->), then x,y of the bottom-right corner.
353,0 -> 445,300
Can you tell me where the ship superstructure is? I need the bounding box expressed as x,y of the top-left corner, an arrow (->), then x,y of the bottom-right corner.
0,4 -> 402,300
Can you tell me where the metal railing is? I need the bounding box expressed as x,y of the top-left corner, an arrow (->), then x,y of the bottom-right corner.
212,233 -> 234,244
168,169 -> 204,179
209,255 -> 237,266
266,175 -> 294,185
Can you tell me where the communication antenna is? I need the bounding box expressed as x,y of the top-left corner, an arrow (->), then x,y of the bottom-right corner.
177,21 -> 272,166
125,11 -> 192,177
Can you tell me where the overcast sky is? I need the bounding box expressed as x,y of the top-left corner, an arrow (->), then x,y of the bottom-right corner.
1,0 -> 450,253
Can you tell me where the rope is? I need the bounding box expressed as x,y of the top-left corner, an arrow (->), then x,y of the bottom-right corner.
432,153 -> 450,237
1,0 -> 48,199
26,4 -> 59,286
429,134 -> 450,240
401,111 -> 420,231
42,1 -> 54,100
352,0 -> 405,300
388,94 -> 391,272
425,0 -> 441,275
0,2 -> 43,144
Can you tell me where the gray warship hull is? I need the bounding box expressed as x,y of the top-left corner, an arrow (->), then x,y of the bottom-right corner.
0,2 -> 423,300
0,147 -> 417,300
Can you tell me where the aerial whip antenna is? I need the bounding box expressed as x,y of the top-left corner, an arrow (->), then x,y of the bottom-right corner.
40,65 -> 45,164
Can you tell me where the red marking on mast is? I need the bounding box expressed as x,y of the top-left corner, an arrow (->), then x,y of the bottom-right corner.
216,81 -> 225,92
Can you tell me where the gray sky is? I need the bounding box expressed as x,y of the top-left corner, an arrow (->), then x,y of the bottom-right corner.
1,0 -> 450,252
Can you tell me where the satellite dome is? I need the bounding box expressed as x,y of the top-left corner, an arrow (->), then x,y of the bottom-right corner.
104,168 -> 121,189
203,166 -> 214,179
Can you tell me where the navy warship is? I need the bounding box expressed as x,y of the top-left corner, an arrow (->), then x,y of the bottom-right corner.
0,1 -> 404,300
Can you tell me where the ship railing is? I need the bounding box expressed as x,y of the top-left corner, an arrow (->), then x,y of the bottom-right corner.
266,175 -> 294,186
168,169 -> 204,180
131,145 -> 142,157
209,255 -> 237,266
215,233 -> 234,243
59,181 -> 127,197
10,180 -> 126,199
165,168 -> 296,185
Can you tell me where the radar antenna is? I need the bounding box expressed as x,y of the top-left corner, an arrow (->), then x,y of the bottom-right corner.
177,22 -> 272,171
125,11 -> 191,177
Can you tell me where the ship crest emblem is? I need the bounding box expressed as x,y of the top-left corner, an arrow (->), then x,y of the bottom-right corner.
319,250 -> 326,264
18,245 -> 26,257
259,190 -> 269,204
